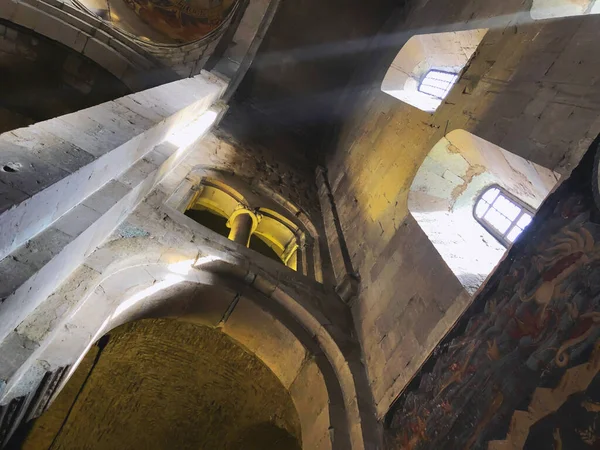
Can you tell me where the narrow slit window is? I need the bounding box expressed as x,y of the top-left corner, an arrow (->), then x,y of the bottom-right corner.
474,186 -> 534,247
418,70 -> 459,100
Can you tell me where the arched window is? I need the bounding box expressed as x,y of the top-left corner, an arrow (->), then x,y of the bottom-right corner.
381,29 -> 487,112
408,130 -> 558,293
531,0 -> 600,19
474,186 -> 534,247
418,70 -> 459,100
183,179 -> 302,270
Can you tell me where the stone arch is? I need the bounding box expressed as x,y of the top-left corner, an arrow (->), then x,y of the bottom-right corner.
2,0 -> 283,84
0,0 -> 161,91
2,238 -> 376,450
72,0 -> 240,44
408,129 -> 559,293
21,317 -> 303,449
0,18 -> 132,133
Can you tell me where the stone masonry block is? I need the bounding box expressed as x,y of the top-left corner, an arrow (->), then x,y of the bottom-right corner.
83,38 -> 129,80
53,204 -> 101,238
11,2 -> 40,29
82,180 -> 131,214
10,227 -> 72,270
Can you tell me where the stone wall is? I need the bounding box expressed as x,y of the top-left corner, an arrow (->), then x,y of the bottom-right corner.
220,0 -> 396,155
0,0 -> 261,99
0,20 -> 129,133
0,73 -> 353,448
0,73 -> 226,349
324,1 -> 600,418
0,0 -> 167,91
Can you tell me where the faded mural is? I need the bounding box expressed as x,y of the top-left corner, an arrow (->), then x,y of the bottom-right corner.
122,0 -> 237,41
386,140 -> 600,449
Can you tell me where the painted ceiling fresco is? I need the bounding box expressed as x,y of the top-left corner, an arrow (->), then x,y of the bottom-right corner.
122,0 -> 237,42
80,0 -> 237,43
386,139 -> 600,450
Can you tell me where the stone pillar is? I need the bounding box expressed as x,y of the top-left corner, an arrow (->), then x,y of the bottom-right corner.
0,73 -> 228,348
227,209 -> 258,247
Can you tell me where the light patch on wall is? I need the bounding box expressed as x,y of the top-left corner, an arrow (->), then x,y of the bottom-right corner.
112,274 -> 185,318
381,29 -> 488,112
167,108 -> 220,149
408,130 -> 560,293
531,0 -> 600,19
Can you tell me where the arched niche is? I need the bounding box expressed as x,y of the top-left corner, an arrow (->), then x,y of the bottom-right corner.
408,130 -> 560,293
381,29 -> 487,113
171,168 -> 321,279
20,318 -> 302,449
531,0 -> 600,19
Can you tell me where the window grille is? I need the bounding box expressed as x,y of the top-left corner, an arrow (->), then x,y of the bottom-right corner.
474,186 -> 534,247
418,69 -> 459,100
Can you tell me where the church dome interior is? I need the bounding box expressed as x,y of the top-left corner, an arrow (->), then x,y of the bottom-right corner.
76,0 -> 239,43
2,0 -> 600,448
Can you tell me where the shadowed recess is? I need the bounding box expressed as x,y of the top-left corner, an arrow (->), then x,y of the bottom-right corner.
19,319 -> 301,450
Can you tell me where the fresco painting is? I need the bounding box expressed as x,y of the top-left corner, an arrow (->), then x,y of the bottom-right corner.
122,0 -> 237,42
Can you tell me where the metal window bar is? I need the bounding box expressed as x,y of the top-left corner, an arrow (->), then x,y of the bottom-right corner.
474,186 -> 535,247
418,70 -> 459,100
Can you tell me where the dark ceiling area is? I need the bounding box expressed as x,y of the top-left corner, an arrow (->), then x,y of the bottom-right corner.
220,0 -> 398,164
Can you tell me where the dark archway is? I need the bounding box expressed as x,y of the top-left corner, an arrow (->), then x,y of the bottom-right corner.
19,319 -> 301,450
0,21 -> 130,134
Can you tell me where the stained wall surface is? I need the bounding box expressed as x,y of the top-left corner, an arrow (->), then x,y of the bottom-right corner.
408,130 -> 559,293
324,1 -> 600,418
21,319 -> 301,450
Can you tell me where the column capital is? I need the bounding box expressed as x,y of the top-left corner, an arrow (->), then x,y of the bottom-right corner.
227,208 -> 260,235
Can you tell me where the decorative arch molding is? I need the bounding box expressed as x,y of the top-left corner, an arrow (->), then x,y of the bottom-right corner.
70,0 -> 241,77
1,237 -> 378,450
408,130 -> 560,293
71,0 -> 240,44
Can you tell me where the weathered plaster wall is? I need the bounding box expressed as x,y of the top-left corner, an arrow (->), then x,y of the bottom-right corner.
409,130 -> 559,293
324,4 -> 600,418
381,29 -> 487,112
21,319 -> 301,450
0,20 -> 129,133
